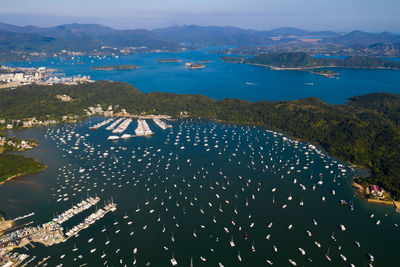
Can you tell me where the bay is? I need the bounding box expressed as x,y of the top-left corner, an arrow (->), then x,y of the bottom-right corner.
3,49 -> 400,104
1,117 -> 399,266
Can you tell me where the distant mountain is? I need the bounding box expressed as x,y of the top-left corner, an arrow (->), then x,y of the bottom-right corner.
152,25 -> 340,46
152,25 -> 273,46
323,30 -> 400,46
262,27 -> 338,37
0,22 -> 182,57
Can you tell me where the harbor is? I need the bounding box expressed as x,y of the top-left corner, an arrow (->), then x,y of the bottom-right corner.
0,196 -> 117,266
0,117 -> 398,266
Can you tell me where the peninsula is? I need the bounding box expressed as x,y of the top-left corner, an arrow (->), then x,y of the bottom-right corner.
0,133 -> 45,185
92,65 -> 139,71
221,52 -> 400,70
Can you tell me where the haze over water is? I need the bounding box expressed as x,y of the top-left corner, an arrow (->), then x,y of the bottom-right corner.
1,117 -> 399,266
4,48 -> 400,104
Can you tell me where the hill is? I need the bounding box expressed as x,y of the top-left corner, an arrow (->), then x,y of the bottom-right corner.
152,25 -> 272,46
1,81 -> 400,199
263,27 -> 338,37
322,30 -> 400,46
152,25 -> 339,45
0,22 -> 182,61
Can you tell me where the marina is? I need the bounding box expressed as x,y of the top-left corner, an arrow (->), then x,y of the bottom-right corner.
0,117 -> 399,266
0,196 -> 116,266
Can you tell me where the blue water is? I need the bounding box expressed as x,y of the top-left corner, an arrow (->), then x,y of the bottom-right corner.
3,49 -> 400,104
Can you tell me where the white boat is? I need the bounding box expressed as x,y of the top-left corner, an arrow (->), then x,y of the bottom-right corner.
171,256 -> 178,266
107,135 -> 120,141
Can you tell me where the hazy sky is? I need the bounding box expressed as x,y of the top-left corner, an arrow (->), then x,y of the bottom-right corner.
1,0 -> 399,32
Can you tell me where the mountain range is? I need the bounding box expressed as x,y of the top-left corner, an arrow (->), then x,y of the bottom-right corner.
0,22 -> 181,54
1,21 -> 400,61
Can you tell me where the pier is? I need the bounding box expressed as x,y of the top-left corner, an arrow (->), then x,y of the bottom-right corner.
135,119 -> 154,136
105,118 -> 123,130
53,196 -> 100,224
89,118 -> 114,130
112,118 -> 132,134
153,118 -> 172,130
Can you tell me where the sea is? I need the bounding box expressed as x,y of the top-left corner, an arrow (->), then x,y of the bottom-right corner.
3,48 -> 400,104
1,117 -> 399,266
0,49 -> 400,266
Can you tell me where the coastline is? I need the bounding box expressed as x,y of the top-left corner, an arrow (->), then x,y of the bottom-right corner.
352,181 -> 400,212
247,63 -> 400,71
0,164 -> 47,187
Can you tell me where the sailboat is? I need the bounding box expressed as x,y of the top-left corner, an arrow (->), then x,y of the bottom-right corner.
325,248 -> 332,261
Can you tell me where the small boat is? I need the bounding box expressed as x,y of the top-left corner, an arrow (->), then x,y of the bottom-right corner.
289,259 -> 297,266
298,247 -> 305,255
325,249 -> 332,262
237,252 -> 242,262
171,255 -> 178,266
368,253 -> 375,262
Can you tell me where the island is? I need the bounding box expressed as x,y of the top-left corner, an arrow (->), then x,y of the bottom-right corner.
92,64 -> 139,71
185,62 -> 206,69
1,81 -> 400,204
157,58 -> 181,63
309,69 -> 339,78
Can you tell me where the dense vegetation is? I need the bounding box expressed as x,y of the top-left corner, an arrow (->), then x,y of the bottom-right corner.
0,154 -> 45,184
223,52 -> 400,69
1,81 -> 400,199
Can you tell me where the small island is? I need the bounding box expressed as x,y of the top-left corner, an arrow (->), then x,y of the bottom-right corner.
309,69 -> 339,78
185,62 -> 206,69
157,58 -> 181,63
92,65 -> 139,71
